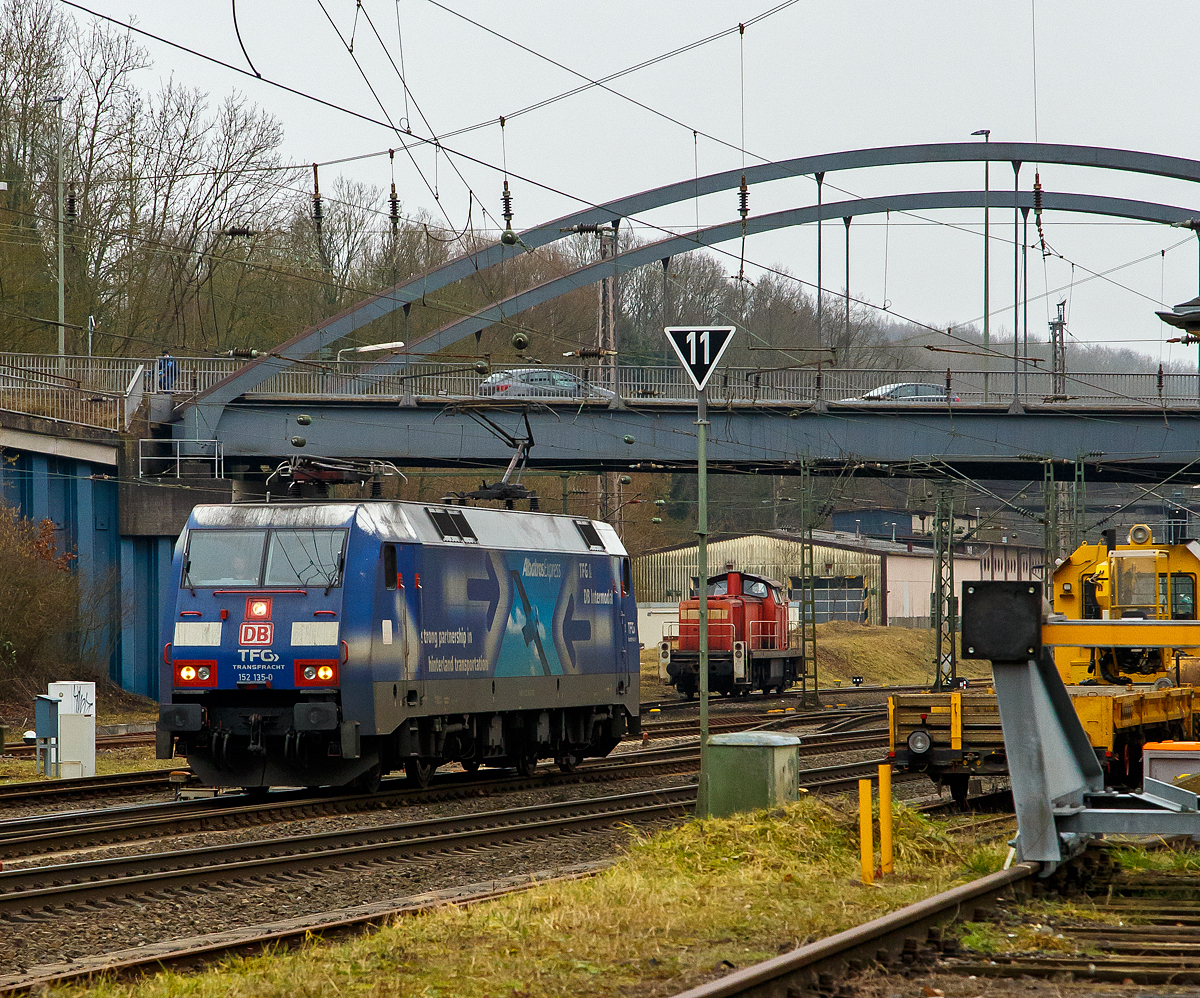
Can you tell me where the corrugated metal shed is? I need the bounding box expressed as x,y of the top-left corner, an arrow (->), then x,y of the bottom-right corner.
634,531 -> 898,625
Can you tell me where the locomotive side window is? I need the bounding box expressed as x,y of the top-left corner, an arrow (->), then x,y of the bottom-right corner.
384,544 -> 398,590
706,578 -> 729,596
183,530 -> 266,587
426,507 -> 478,543
264,529 -> 347,587
621,558 -> 631,598
745,580 -> 769,598
574,519 -> 605,550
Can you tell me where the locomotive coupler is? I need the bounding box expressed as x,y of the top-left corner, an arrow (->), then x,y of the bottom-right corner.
248,713 -> 266,756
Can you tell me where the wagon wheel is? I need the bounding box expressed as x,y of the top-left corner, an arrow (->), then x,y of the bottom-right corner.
405,757 -> 436,788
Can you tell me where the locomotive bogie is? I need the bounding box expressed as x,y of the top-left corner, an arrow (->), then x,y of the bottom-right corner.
157,501 -> 639,788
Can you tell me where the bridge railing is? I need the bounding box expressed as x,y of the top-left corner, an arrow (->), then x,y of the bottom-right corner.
0,353 -> 1195,421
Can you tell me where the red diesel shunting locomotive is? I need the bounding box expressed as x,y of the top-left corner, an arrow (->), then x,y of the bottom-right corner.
659,569 -> 805,698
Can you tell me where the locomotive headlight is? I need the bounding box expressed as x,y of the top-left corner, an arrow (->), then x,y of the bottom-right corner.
180,665 -> 197,682
250,600 -> 269,618
907,729 -> 932,755
303,665 -> 317,680
317,665 -> 334,681
197,666 -> 210,681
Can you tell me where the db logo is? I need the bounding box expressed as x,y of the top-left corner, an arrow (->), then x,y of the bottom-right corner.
239,621 -> 274,645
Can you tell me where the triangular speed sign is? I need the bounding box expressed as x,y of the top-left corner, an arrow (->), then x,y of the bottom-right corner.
663,326 -> 736,392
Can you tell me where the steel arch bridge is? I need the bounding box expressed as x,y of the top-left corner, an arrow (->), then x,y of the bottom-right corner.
176,142 -> 1200,477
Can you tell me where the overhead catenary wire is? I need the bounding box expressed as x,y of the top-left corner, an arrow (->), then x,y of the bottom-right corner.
41,0 -> 1197,381
60,0 -> 1166,350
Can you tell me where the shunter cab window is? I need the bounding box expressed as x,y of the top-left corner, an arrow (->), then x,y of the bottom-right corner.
744,580 -> 769,599
1159,572 -> 1196,620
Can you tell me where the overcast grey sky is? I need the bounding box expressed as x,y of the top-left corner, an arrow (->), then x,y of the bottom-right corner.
68,1 -> 1200,366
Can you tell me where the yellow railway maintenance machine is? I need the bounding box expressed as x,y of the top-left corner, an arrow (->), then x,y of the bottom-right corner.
963,581 -> 1200,872
1053,524 -> 1200,686
890,527 -> 1198,801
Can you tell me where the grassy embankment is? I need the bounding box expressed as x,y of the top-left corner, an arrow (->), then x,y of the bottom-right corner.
0,687 -> 168,784
641,621 -> 992,701
52,798 -> 1006,998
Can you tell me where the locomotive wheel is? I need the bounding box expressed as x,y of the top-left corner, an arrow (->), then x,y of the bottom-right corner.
461,759 -> 481,774
556,754 -> 578,773
515,749 -> 538,777
240,786 -> 270,800
352,764 -> 382,794
405,758 -> 436,788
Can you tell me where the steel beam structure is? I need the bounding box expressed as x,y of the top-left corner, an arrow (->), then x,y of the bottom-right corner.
212,402 -> 1200,484
176,140 -> 1200,442
931,483 -> 957,690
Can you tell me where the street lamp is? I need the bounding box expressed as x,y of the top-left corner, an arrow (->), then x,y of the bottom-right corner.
972,129 -> 991,401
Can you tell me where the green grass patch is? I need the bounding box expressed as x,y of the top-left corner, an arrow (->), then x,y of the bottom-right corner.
1109,841 -> 1200,873
0,747 -> 179,785
55,798 -> 1005,998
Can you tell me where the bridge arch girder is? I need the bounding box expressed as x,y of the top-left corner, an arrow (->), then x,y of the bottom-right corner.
180,141 -> 1200,438
386,189 -> 1200,361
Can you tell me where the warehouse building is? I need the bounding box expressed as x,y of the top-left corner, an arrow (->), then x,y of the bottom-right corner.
634,529 -> 1042,640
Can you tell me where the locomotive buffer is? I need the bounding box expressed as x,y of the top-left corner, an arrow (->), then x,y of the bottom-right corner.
664,325 -> 736,818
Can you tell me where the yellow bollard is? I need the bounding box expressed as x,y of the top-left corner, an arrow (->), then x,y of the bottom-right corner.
879,763 -> 893,875
858,778 -> 874,885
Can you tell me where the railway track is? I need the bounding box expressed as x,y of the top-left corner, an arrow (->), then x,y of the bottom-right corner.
0,756 -> 912,921
0,789 -> 1012,994
0,768 -> 189,808
640,683 -> 926,713
0,706 -> 883,812
940,868 -> 1200,985
0,785 -> 697,920
2,731 -> 155,759
0,729 -> 889,862
636,708 -> 885,739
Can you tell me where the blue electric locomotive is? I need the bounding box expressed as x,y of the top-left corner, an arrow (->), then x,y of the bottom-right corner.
155,501 -> 640,789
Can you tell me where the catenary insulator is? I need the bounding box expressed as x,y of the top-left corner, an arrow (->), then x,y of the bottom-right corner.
738,174 -> 749,220
66,182 -> 76,220
1033,172 -> 1043,218
501,180 -> 514,227
389,182 -> 399,226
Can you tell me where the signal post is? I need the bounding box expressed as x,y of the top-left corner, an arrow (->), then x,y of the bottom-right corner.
664,326 -> 736,818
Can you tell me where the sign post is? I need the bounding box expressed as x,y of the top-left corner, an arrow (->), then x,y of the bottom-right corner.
664,325 -> 736,818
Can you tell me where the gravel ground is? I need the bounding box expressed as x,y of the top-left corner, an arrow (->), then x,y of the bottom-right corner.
0,722 -> 965,978
0,815 -> 666,975
6,770 -> 700,872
